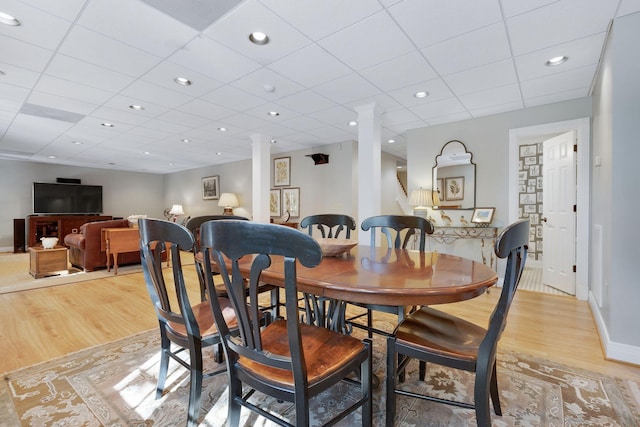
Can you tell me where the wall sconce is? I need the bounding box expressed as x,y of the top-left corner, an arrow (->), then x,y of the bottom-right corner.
169,204 -> 184,222
218,193 -> 239,215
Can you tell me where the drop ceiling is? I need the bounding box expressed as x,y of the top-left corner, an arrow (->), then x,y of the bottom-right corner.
0,0 -> 638,173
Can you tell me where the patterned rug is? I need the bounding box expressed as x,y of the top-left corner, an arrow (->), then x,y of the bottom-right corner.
2,328 -> 639,427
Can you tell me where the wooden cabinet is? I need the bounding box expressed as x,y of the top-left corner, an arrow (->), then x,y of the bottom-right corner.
29,246 -> 68,278
27,215 -> 112,248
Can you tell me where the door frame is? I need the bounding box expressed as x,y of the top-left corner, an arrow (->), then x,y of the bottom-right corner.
508,118 -> 590,301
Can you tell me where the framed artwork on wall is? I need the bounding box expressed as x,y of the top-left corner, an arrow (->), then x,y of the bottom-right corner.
444,176 -> 464,201
274,156 -> 291,187
270,189 -> 281,217
202,175 -> 220,200
281,187 -> 300,218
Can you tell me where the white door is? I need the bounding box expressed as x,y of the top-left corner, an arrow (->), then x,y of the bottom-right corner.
542,131 -> 576,295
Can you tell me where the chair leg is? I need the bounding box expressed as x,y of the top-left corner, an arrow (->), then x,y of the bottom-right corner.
386,336 -> 397,427
228,378 -> 242,427
187,346 -> 203,427
156,335 -> 170,399
367,309 -> 373,339
490,362 -> 502,416
419,361 -> 426,381
362,339 -> 373,427
474,361 -> 494,427
270,287 -> 280,319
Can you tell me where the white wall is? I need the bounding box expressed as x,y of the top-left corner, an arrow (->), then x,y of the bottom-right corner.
0,159 -> 163,250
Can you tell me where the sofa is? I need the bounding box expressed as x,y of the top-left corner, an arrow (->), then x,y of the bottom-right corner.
64,219 -> 141,272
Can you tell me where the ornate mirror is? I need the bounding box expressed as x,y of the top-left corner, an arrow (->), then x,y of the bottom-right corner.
432,140 -> 475,209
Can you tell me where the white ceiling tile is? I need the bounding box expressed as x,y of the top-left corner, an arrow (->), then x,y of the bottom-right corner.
78,0 -> 199,57
141,61 -> 224,97
309,105 -> 358,126
0,35 -> 53,72
388,0 -> 502,47
278,115 -> 326,132
200,85 -> 266,112
318,11 -> 415,70
136,118 -> 191,135
203,0 -> 311,65
515,33 -> 606,81
178,99 -> 236,121
0,82 -> 29,105
26,91 -> 96,116
59,26 -> 162,76
458,84 -> 523,111
170,37 -> 262,83
524,87 -> 589,107
617,0 -> 640,17
383,108 -> 421,126
0,61 -> 40,89
421,23 -> 511,76
507,0 -> 617,55
411,98 -> 467,121
230,68 -> 304,101
103,95 -> 169,119
45,54 -> 135,93
156,110 -> 211,128
268,44 -> 353,88
444,59 -> 518,95
520,65 -> 596,99
500,0 -> 559,18
469,101 -> 526,118
388,78 -> 455,107
313,74 -> 381,105
428,111 -> 472,125
120,81 -> 194,109
90,106 -> 152,126
18,0 -> 85,21
360,51 -> 438,92
35,75 -> 115,105
275,91 -> 337,115
0,0 -> 71,50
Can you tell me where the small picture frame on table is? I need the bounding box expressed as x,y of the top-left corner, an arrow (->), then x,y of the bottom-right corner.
270,189 -> 281,217
202,175 -> 219,200
471,207 -> 495,225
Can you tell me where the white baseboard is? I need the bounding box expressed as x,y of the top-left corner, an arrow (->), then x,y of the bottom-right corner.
0,247 -> 15,253
589,291 -> 640,365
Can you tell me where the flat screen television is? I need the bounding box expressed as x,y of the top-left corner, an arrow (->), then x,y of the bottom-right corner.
33,182 -> 103,214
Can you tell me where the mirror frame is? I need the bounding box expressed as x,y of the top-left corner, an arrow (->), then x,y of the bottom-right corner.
433,140 -> 476,210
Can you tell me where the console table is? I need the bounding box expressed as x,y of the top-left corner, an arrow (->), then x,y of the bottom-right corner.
429,226 -> 499,269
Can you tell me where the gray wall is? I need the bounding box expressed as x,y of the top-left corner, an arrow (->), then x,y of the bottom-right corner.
0,160 -> 163,250
592,12 -> 640,351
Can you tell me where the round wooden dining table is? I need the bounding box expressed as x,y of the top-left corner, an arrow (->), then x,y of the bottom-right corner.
246,245 -> 498,307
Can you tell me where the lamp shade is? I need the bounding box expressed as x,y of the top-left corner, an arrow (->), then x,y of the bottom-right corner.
169,204 -> 184,215
409,189 -> 433,209
218,193 -> 239,208
432,189 -> 441,207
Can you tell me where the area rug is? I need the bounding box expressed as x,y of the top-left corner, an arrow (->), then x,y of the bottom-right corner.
2,328 -> 639,427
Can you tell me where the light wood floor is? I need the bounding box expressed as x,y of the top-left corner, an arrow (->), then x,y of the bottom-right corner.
2,256 -> 640,383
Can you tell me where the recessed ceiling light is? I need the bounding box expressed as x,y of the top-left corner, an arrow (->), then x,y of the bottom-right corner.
268,111 -> 280,117
216,152 -> 222,155
263,83 -> 275,93
181,138 -> 190,143
387,139 -> 396,144
129,104 -> 144,111
72,140 -> 83,145
47,155 -> 56,159
249,31 -> 269,45
218,127 -> 227,132
174,77 -> 192,86
101,122 -> 114,127
348,121 -> 358,127
144,151 -> 152,155
169,162 -> 174,166
0,12 -> 21,26
414,91 -> 429,98
108,162 -> 116,165
270,139 -> 277,144
546,56 -> 568,66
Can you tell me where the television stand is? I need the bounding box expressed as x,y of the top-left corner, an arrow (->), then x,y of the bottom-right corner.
27,215 -> 112,248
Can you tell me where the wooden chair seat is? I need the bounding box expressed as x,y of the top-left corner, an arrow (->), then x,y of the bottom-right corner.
239,319 -> 367,388
394,306 -> 484,363
167,299 -> 238,338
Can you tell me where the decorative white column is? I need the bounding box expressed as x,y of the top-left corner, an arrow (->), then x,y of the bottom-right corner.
251,133 -> 270,223
355,103 -> 383,245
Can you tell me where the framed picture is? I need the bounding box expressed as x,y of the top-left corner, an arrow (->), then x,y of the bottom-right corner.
202,175 -> 219,200
269,189 -> 281,217
444,176 -> 464,201
436,178 -> 444,201
471,207 -> 495,225
274,156 -> 291,187
281,187 -> 300,218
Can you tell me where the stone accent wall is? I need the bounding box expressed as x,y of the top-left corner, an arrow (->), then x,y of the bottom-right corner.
518,143 -> 543,261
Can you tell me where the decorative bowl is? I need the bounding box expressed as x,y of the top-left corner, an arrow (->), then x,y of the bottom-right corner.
315,238 -> 357,257
40,237 -> 59,249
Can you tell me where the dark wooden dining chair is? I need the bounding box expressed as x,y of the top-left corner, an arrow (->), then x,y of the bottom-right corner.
300,213 -> 356,238
138,218 -> 235,427
385,219 -> 529,427
200,220 -> 373,427
351,215 -> 434,338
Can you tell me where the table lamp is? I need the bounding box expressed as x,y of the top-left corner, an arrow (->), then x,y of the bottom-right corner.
218,193 -> 239,215
409,188 -> 432,218
169,204 -> 184,222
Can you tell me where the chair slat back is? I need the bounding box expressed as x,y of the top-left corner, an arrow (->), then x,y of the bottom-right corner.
361,215 -> 434,251
300,214 -> 356,238
139,218 -> 198,338
200,221 -> 323,374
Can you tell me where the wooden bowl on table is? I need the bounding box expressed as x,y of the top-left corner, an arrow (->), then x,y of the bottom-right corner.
314,238 -> 358,257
